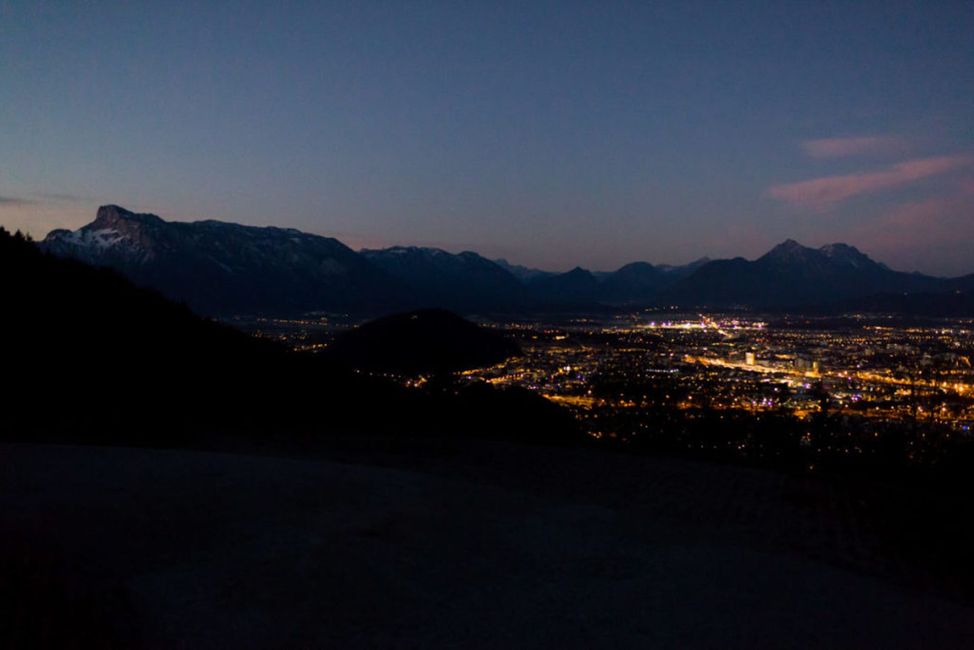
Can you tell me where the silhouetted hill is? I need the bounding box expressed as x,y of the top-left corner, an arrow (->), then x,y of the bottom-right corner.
528,267 -> 601,306
326,309 -> 520,375
597,258 -> 713,305
2,228 -> 580,446
600,262 -> 670,304
944,273 -> 974,292
361,247 -> 531,312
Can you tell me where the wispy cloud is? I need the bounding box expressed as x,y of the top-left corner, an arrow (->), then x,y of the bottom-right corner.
35,192 -> 93,202
766,155 -> 973,210
801,135 -> 905,159
0,191 -> 95,206
0,195 -> 35,206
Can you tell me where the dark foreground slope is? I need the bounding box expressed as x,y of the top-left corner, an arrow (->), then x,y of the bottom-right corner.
2,228 -> 399,443
2,442 -> 973,649
0,228 -> 580,446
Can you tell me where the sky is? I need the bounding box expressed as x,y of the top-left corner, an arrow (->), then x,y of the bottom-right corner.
1,1 -> 973,274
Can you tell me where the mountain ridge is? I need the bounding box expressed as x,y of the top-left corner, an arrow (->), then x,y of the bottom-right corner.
44,205 -> 406,316
39,205 -> 974,316
361,246 -> 531,312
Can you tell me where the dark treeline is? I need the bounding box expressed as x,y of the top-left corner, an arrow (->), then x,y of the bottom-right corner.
0,227 -> 581,448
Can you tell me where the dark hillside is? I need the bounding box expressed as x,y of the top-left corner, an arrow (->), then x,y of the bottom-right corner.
0,229 -> 578,446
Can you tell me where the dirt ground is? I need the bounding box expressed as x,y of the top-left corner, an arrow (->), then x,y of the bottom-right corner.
2,440 -> 972,648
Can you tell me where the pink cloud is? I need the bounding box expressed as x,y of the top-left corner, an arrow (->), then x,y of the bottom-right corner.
766,155 -> 973,210
801,136 -> 905,159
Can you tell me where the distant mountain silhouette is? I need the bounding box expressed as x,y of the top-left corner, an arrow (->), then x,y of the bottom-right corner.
40,206 -> 974,315
493,258 -> 556,282
3,227 -> 581,446
525,259 -> 714,308
527,267 -> 602,306
656,257 -> 712,277
362,247 -> 532,312
43,205 -> 405,316
599,262 -> 668,303
667,240 -> 946,309
327,309 -> 520,375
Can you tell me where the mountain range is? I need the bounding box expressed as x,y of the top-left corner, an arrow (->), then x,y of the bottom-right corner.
42,205 -> 974,317
43,205 -> 402,315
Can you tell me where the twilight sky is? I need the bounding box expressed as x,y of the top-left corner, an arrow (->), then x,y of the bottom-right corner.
2,1 -> 972,274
